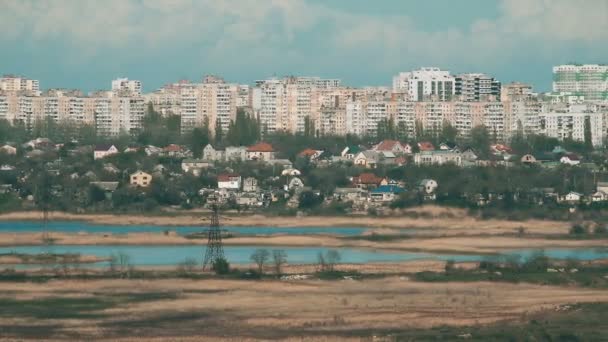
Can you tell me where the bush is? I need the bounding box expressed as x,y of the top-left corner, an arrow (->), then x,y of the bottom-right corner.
594,225 -> 607,235
569,224 -> 587,236
212,257 -> 230,275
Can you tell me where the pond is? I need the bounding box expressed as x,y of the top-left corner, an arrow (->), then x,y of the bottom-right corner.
1,245 -> 606,267
0,221 -> 370,236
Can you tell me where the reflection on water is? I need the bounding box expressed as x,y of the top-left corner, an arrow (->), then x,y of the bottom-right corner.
1,245 -> 607,267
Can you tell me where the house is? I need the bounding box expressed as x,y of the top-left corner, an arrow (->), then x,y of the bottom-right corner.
0,145 -> 17,155
561,191 -> 582,203
352,173 -> 384,190
438,142 -> 457,151
217,173 -> 241,190
144,145 -> 163,156
560,153 -> 581,166
414,150 -> 462,166
243,177 -> 259,192
124,146 -> 139,153
23,138 -> 54,150
247,142 -> 275,161
354,150 -> 380,168
90,181 -> 119,199
591,191 -> 608,202
417,141 -> 435,151
372,140 -> 411,155
298,148 -> 324,160
333,187 -> 366,202
130,171 -> 152,187
94,144 -> 119,160
236,192 -> 263,207
491,144 -> 513,155
163,144 -> 192,158
520,154 -> 537,164
461,148 -> 478,165
340,145 -> 362,159
370,185 -> 404,202
597,182 -> 608,193
181,159 -> 211,176
419,179 -> 438,200
203,144 -> 221,161
287,177 -> 305,191
225,146 -> 248,161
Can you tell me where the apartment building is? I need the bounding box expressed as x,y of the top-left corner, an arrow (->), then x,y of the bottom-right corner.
179,76 -> 237,136
455,73 -> 501,102
111,78 -> 142,96
0,75 -> 39,93
539,104 -> 604,147
553,64 -> 608,101
392,67 -> 455,101
501,82 -> 534,102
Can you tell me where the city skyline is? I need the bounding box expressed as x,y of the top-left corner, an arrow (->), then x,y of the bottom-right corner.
1,0 -> 607,92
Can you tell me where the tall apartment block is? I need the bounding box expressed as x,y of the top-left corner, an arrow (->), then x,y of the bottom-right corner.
111,78 -> 142,96
0,75 -> 39,93
392,67 -> 455,101
553,64 -> 608,101
455,73 -> 501,102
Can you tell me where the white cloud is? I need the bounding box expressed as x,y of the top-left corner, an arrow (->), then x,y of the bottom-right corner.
0,0 -> 606,72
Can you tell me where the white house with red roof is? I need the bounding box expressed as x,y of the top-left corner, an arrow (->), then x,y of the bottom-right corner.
560,153 -> 581,166
372,140 -> 411,154
247,142 -> 275,161
94,144 -> 119,160
217,173 -> 242,190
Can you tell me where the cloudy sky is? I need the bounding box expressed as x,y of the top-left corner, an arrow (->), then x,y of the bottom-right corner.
1,0 -> 607,92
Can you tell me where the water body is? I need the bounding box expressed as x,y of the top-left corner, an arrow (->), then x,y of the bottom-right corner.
0,221 -> 368,236
0,245 -> 606,267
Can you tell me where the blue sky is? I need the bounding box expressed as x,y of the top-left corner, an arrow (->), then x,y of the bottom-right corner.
0,0 -> 606,92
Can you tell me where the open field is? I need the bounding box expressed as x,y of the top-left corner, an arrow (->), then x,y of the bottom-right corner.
1,277 -> 608,341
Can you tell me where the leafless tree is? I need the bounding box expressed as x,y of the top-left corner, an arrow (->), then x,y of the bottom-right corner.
250,249 -> 270,274
272,249 -> 287,276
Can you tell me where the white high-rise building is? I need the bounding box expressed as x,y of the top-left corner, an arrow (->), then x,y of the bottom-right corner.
111,78 -> 142,96
553,64 -> 608,101
392,67 -> 455,101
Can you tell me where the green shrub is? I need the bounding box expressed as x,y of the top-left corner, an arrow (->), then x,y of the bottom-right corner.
212,258 -> 230,275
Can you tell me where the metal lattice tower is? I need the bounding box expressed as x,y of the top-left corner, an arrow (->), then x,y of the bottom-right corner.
202,205 -> 224,270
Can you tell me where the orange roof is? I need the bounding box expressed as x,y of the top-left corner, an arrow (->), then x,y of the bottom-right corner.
247,142 -> 274,152
417,141 -> 435,151
164,144 -> 183,152
354,173 -> 383,185
374,140 -> 402,151
217,173 -> 240,181
298,148 -> 317,157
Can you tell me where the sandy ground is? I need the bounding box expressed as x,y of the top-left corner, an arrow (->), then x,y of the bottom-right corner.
1,230 -> 607,255
0,254 -> 106,265
0,207 -> 572,234
0,277 -> 607,341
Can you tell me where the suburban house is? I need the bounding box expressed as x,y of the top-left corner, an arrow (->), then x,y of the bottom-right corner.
181,159 -> 211,176
419,179 -> 438,200
333,187 -> 366,202
417,141 -> 435,151
438,142 -> 457,151
352,173 -> 385,190
94,144 -> 119,160
340,145 -> 362,159
0,145 -> 17,155
561,191 -> 582,203
591,191 -> 608,202
202,144 -> 224,161
520,154 -> 537,164
144,145 -> 163,156
414,150 -> 462,166
225,146 -> 248,161
354,150 -> 380,168
370,185 -> 404,202
287,177 -> 305,191
247,142 -> 275,161
236,193 -> 263,207
217,173 -> 242,190
372,140 -> 411,154
162,144 -> 192,158
242,177 -> 259,192
560,153 -> 581,166
130,171 -> 152,187
298,148 -> 324,160
103,163 -> 120,174
597,182 -> 608,193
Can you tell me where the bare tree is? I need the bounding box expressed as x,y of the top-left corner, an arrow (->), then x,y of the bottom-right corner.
325,250 -> 341,272
272,249 -> 287,276
250,249 -> 270,274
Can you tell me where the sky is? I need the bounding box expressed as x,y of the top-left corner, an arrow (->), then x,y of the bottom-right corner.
0,0 -> 607,93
